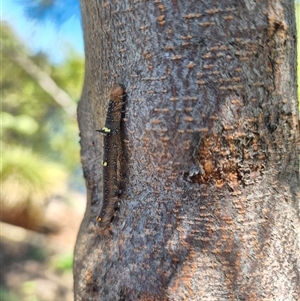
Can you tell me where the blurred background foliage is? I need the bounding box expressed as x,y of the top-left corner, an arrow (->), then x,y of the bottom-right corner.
1,21 -> 84,231
1,3 -> 85,297
1,1 -> 299,301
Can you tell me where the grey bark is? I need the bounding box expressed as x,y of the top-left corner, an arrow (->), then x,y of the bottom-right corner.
74,0 -> 300,300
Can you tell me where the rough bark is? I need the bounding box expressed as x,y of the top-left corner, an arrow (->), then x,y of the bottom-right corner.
74,1 -> 300,300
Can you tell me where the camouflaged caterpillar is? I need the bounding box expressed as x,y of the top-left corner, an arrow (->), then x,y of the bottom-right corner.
96,85 -> 125,228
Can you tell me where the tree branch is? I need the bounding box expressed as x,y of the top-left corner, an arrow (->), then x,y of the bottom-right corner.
5,49 -> 77,119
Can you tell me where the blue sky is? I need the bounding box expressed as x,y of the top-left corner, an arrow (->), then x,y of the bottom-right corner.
2,0 -> 84,63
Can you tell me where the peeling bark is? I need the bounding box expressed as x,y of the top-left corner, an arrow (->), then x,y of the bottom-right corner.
74,1 -> 300,300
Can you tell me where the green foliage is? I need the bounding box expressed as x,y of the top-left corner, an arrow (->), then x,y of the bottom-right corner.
1,22 -> 83,169
1,112 -> 38,135
50,252 -> 74,272
0,286 -> 20,301
1,146 -> 67,210
51,48 -> 84,100
26,245 -> 49,262
1,22 -> 84,221
21,281 -> 40,301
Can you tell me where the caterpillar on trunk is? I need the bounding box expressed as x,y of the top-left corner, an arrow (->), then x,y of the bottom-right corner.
96,85 -> 125,229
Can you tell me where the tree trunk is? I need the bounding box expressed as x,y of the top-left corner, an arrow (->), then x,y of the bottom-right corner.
74,1 -> 300,300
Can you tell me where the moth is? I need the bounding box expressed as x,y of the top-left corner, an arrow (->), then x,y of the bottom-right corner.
96,85 -> 125,228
